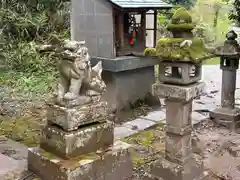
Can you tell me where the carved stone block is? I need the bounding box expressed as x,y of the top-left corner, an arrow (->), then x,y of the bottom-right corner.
152,82 -> 205,102
165,133 -> 192,164
40,121 -> 114,159
47,100 -> 108,131
28,141 -> 133,180
158,61 -> 202,85
165,99 -> 192,135
147,154 -> 204,180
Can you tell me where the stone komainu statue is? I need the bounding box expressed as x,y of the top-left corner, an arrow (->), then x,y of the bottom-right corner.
56,40 -> 106,107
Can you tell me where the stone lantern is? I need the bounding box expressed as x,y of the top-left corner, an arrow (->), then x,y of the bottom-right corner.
145,7 -> 206,180
210,30 -> 240,130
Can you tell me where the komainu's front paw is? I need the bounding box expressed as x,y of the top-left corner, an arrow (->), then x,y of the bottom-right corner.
64,92 -> 78,100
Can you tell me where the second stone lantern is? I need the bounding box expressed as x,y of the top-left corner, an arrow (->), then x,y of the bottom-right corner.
210,30 -> 240,130
144,7 -> 206,180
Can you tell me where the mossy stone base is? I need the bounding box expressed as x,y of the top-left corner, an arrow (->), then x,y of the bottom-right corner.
47,100 -> 108,131
28,141 -> 133,180
40,120 -> 114,159
146,154 -> 204,180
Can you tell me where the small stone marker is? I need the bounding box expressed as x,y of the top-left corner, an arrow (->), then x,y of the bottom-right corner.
144,7 -> 206,180
27,40 -> 133,180
209,30 -> 240,130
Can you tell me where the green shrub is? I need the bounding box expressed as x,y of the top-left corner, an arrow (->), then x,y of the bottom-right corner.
0,0 -> 70,74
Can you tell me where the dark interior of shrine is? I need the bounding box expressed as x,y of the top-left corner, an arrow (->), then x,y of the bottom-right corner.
114,9 -> 157,57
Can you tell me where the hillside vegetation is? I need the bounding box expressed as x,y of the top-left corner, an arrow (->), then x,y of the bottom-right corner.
0,0 -> 70,94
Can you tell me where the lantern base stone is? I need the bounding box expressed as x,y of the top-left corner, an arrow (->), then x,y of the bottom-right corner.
209,107 -> 240,130
145,154 -> 204,180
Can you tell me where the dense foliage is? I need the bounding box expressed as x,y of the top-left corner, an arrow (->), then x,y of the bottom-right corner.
158,0 -> 231,47
165,0 -> 197,9
229,0 -> 240,26
0,0 -> 70,73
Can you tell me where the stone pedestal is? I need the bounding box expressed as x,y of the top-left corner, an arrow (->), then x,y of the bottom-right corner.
40,121 -> 114,159
28,98 -> 133,180
146,81 -> 205,180
210,58 -> 240,130
91,56 -> 160,119
145,155 -> 204,180
46,102 -> 108,131
28,141 -> 132,180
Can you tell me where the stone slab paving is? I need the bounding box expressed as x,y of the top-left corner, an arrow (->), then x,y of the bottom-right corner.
0,154 -> 21,177
0,136 -> 28,180
0,65 -> 235,179
115,65 -> 239,140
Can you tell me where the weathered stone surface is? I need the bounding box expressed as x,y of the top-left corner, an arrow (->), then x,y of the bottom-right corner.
209,107 -> 240,130
102,66 -> 158,115
0,154 -> 23,179
123,118 -> 156,131
228,146 -> 240,157
192,111 -> 208,126
47,99 -> 108,131
91,56 -> 159,72
148,154 -> 204,180
90,56 -> 160,119
159,61 -> 202,85
165,132 -> 192,164
165,99 -> 192,135
152,82 -> 205,102
40,121 -> 114,159
28,141 -> 133,180
114,126 -> 138,140
221,68 -> 237,109
141,109 -> 166,122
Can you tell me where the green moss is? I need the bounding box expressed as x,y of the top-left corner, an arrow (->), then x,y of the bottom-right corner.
123,123 -> 165,148
122,123 -> 165,168
171,7 -> 192,23
167,7 -> 195,31
0,116 -> 41,147
123,131 -> 154,147
131,153 -> 145,167
42,151 -> 58,159
144,48 -> 157,57
63,152 -> 98,170
154,37 -> 208,62
167,23 -> 196,31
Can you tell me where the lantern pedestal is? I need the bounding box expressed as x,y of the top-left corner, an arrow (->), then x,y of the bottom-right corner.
145,7 -> 207,180
146,81 -> 205,180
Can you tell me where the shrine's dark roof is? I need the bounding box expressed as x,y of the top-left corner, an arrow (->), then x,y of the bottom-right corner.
108,0 -> 173,8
